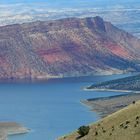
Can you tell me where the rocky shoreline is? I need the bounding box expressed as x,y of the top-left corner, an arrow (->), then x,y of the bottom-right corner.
0,122 -> 29,140
82,92 -> 140,118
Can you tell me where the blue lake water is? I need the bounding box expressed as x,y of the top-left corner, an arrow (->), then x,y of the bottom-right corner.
0,74 -> 134,140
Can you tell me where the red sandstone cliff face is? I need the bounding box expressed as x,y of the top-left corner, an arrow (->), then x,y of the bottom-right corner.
0,16 -> 139,79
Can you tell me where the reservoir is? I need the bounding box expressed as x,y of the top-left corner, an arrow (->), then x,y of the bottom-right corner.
0,74 -> 134,140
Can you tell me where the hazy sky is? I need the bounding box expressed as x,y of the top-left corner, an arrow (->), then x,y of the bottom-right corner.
0,0 -> 139,39
0,0 -> 137,3
0,0 -> 139,38
0,0 -> 138,5
0,0 -> 139,10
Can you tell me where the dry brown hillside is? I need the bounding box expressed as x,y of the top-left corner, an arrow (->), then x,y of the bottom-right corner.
58,100 -> 140,140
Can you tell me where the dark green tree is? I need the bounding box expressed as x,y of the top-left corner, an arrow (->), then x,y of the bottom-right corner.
77,125 -> 90,137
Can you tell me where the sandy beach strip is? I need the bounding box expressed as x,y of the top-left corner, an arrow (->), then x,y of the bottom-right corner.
84,87 -> 140,93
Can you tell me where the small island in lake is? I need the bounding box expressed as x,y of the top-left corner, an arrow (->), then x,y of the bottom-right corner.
0,122 -> 29,140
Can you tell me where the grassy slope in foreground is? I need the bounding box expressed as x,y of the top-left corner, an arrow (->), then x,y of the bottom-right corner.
87,74 -> 140,91
58,100 -> 140,140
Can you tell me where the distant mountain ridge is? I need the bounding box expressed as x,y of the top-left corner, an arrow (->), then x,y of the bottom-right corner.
0,16 -> 140,79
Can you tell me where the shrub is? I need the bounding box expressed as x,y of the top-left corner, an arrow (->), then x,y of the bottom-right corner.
98,123 -> 100,126
134,124 -> 137,127
124,125 -> 128,129
78,125 -> 90,137
109,133 -> 112,136
136,116 -> 139,120
120,123 -> 124,128
136,121 -> 139,124
95,131 -> 98,136
126,121 -> 130,124
133,101 -> 136,104
112,126 -> 114,131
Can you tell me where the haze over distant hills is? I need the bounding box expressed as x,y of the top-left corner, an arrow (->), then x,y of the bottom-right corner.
0,0 -> 140,37
0,16 -> 140,79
